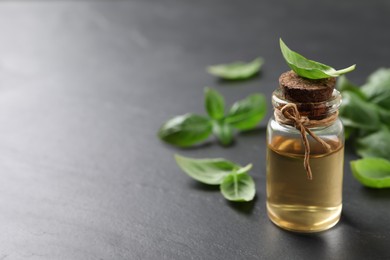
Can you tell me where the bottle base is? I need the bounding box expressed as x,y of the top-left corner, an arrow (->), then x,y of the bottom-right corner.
267,202 -> 342,233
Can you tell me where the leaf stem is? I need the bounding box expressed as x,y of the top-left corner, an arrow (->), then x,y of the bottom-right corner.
336,64 -> 356,75
233,173 -> 238,197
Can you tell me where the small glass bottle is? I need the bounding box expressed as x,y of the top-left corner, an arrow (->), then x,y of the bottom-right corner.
266,86 -> 344,233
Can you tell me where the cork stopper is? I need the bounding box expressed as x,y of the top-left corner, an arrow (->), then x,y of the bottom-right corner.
278,71 -> 336,120
279,70 -> 336,103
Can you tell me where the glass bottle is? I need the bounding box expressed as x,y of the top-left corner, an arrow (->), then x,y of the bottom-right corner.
266,88 -> 344,232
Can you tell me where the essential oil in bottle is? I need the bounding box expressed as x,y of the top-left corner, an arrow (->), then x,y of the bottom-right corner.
266,71 -> 344,232
267,135 -> 344,232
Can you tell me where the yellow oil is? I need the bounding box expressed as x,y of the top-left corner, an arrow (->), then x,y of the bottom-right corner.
266,136 -> 344,232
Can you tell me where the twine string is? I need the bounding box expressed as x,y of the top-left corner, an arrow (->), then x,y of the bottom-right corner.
274,103 -> 337,180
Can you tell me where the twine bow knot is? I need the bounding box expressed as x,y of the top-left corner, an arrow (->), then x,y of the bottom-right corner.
276,103 -> 332,180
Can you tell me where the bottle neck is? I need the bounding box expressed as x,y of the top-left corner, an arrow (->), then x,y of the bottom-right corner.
272,88 -> 342,121
274,102 -> 339,131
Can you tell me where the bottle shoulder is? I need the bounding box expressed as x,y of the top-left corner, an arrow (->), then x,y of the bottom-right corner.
267,117 -> 344,136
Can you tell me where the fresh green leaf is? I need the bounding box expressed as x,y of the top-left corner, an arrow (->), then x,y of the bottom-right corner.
220,172 -> 255,201
204,88 -> 225,120
225,94 -> 267,130
356,128 -> 390,160
351,158 -> 390,188
159,90 -> 266,147
280,38 -> 356,79
336,75 -> 366,100
212,120 -> 234,146
361,68 -> 390,110
336,75 -> 356,92
207,57 -> 264,80
158,114 -> 212,147
339,91 -> 381,130
377,106 -> 390,125
174,154 -> 241,185
336,68 -> 390,189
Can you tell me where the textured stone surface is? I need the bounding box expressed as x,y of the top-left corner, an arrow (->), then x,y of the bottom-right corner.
0,0 -> 389,259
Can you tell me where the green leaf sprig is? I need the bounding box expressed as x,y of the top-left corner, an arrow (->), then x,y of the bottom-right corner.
207,57 -> 264,80
280,38 -> 356,79
175,154 -> 255,201
158,88 -> 267,147
337,68 -> 390,188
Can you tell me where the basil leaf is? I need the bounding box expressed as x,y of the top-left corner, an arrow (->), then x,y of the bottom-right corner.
212,120 -> 234,146
351,158 -> 390,188
339,91 -> 381,130
204,88 -> 225,120
356,128 -> 390,160
361,68 -> 390,110
174,154 -> 241,185
336,75 -> 366,100
207,57 -> 264,80
377,107 -> 390,124
220,172 -> 255,202
280,38 -> 355,79
158,114 -> 212,147
225,94 -> 266,130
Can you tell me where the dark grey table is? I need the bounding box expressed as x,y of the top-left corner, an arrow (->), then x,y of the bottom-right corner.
0,0 -> 389,259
